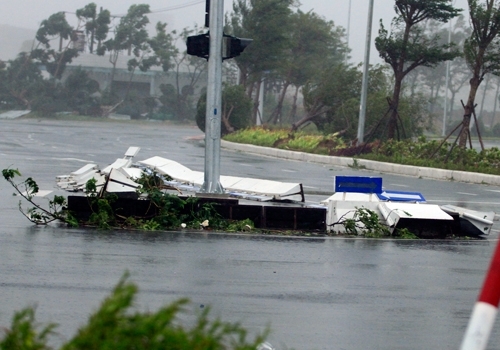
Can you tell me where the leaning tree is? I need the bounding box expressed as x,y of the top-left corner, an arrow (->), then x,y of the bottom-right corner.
457,0 -> 500,148
375,0 -> 461,140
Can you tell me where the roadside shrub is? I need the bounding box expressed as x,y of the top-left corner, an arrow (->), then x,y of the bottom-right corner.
224,128 -> 289,147
196,85 -> 252,135
223,127 -> 500,175
0,273 -> 268,350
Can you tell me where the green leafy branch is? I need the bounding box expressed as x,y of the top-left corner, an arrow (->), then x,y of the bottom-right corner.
2,168 -> 77,226
332,207 -> 390,237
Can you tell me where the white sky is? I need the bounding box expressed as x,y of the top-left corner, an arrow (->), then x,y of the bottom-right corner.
1,0 -> 470,64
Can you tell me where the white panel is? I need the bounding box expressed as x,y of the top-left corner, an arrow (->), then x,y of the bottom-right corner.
70,163 -> 98,176
102,158 -> 131,174
380,202 -> 453,220
124,146 -> 140,158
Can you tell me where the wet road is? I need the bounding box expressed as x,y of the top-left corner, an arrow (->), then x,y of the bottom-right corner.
1,118 -> 500,349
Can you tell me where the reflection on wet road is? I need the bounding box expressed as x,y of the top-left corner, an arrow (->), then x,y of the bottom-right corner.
1,227 -> 499,350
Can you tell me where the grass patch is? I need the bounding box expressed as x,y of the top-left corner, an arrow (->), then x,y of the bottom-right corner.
224,128 -> 500,176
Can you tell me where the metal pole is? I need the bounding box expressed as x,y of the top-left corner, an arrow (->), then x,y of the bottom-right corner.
200,0 -> 224,193
442,19 -> 452,137
257,78 -> 263,126
345,0 -> 351,63
357,0 -> 374,144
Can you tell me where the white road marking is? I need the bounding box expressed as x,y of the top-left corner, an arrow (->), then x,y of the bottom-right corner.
282,169 -> 297,173
53,158 -> 94,163
387,183 -> 409,188
426,200 -> 499,205
457,192 -> 477,196
485,189 -> 500,193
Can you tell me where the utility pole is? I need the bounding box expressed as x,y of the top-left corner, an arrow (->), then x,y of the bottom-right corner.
345,0 -> 351,64
357,0 -> 374,144
186,0 -> 251,194
200,0 -> 224,193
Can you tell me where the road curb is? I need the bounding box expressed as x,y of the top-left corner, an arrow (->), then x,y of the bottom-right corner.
221,140 -> 500,186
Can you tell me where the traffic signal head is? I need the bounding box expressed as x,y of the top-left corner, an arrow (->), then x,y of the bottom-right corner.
186,33 -> 252,60
223,35 -> 252,60
186,33 -> 210,59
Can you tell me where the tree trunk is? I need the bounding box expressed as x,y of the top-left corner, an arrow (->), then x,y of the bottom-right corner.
388,74 -> 403,139
288,86 -> 299,123
269,81 -> 289,124
459,45 -> 486,148
108,51 -> 119,94
459,76 -> 481,148
252,78 -> 262,125
239,66 -> 248,90
431,79 -> 442,114
429,85 -> 436,114
450,91 -> 456,120
490,77 -> 500,128
479,74 -> 490,120
222,105 -> 235,133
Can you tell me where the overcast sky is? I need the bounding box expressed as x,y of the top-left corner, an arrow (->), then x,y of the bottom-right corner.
1,0 -> 470,64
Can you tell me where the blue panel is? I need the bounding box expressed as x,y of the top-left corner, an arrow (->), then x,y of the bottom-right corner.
377,190 -> 426,202
334,176 -> 383,194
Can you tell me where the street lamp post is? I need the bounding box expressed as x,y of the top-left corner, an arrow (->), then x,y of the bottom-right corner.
357,0 -> 375,144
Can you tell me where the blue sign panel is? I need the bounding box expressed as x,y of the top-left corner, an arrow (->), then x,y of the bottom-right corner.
377,190 -> 426,202
334,176 -> 383,194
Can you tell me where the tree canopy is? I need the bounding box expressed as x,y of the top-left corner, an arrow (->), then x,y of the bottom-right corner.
375,0 -> 461,139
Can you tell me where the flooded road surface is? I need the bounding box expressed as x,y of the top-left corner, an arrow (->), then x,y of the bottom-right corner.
1,225 -> 500,350
1,119 -> 500,349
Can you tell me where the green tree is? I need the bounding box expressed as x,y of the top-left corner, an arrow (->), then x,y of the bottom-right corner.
33,11 -> 79,79
158,26 -> 207,121
75,3 -> 111,54
97,4 -> 151,95
196,84 -> 253,135
0,53 -> 46,109
268,10 -> 348,125
443,15 -> 471,125
375,0 -> 461,139
148,22 -> 176,73
459,0 -> 500,148
63,67 -> 101,116
226,0 -> 294,121
297,62 -> 361,132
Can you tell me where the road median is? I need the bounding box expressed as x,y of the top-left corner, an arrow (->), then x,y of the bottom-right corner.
221,140 -> 500,186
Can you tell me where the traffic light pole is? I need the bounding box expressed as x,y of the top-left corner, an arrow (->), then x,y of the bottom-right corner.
200,0 -> 224,194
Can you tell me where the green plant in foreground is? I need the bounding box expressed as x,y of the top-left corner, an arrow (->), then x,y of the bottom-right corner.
0,307 -> 56,350
0,273 -> 268,350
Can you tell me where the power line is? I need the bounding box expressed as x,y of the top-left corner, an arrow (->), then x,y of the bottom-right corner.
113,1 -> 205,17
65,1 -> 205,18
150,0 -> 205,13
